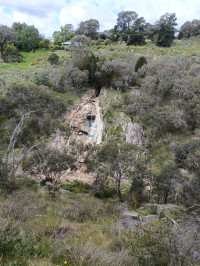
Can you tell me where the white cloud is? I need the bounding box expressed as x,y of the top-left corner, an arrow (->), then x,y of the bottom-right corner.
1,0 -> 200,36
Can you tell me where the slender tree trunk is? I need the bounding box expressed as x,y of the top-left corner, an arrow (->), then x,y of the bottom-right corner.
164,185 -> 170,204
115,178 -> 122,201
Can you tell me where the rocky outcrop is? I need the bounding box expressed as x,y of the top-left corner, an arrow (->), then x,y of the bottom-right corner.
112,113 -> 144,147
65,97 -> 104,145
126,122 -> 144,147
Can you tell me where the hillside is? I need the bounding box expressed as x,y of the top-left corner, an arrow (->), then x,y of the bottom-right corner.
0,38 -> 200,265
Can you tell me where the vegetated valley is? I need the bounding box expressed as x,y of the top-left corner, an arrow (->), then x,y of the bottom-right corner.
0,13 -> 200,266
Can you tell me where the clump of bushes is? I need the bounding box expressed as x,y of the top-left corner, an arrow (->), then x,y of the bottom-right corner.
48,53 -> 59,65
4,43 -> 23,63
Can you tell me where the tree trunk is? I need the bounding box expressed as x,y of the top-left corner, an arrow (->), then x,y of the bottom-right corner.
164,185 -> 170,204
0,42 -> 5,62
115,178 -> 122,201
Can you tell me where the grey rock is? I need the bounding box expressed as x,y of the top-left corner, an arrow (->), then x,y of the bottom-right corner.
122,210 -> 141,221
126,123 -> 143,147
119,218 -> 145,229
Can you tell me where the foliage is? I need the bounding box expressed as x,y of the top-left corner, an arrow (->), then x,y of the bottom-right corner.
135,56 -> 147,72
0,228 -> 51,265
0,25 -> 16,62
53,24 -> 74,45
71,69 -> 88,90
79,52 -> 99,85
48,52 -> 59,64
76,19 -> 100,40
153,164 -> 182,203
85,142 -> 137,200
38,39 -> 50,49
12,22 -> 40,52
23,146 -> 75,197
179,19 -> 200,38
127,17 -> 147,46
148,13 -> 177,47
3,43 -> 23,63
34,72 -> 51,86
116,11 -> 138,31
0,83 -> 66,177
61,180 -> 92,193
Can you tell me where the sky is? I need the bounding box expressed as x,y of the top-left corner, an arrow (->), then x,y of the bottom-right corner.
0,0 -> 200,37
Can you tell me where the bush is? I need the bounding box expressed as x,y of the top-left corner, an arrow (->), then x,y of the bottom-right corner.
4,43 -> 23,63
0,176 -> 38,193
38,39 -> 50,49
34,72 -> 51,86
30,57 -> 42,65
71,69 -> 88,90
48,53 -> 59,65
61,180 -> 92,193
54,45 -> 61,50
0,228 -> 51,265
135,56 -> 147,72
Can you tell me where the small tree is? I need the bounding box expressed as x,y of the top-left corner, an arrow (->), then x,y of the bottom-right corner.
23,146 -> 75,197
153,164 -> 182,203
85,142 -> 137,201
135,56 -> 147,72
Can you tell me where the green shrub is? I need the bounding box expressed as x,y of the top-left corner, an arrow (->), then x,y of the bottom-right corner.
34,72 -> 51,86
135,56 -> 147,72
54,45 -> 61,50
48,53 -> 59,65
61,180 -> 92,193
4,43 -> 23,63
0,176 -> 38,193
0,228 -> 51,265
30,57 -> 42,65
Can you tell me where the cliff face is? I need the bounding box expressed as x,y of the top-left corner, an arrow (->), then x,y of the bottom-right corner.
65,96 -> 104,146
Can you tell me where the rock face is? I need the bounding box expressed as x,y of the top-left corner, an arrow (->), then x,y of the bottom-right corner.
65,97 -> 104,145
126,122 -> 143,147
113,113 -> 144,147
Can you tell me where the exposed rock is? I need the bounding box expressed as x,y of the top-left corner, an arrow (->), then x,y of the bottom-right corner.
111,113 -> 144,147
65,97 -> 104,145
119,218 -> 145,229
126,123 -> 144,147
122,210 -> 141,221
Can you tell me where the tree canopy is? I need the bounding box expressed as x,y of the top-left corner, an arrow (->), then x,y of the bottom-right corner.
12,22 -> 40,51
148,13 -> 177,47
116,11 -> 138,31
76,19 -> 100,40
53,24 -> 75,45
